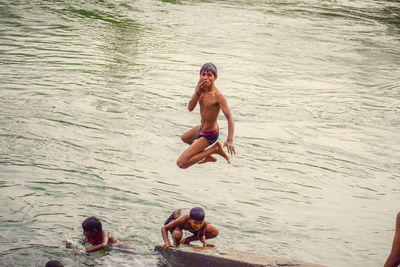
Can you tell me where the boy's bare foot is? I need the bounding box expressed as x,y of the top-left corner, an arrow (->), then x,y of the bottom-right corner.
180,238 -> 190,245
215,142 -> 231,163
199,155 -> 218,164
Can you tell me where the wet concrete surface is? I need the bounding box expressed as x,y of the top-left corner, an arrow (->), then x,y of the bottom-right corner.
154,245 -> 327,267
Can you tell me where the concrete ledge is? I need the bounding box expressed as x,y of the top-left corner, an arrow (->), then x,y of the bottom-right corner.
154,245 -> 327,267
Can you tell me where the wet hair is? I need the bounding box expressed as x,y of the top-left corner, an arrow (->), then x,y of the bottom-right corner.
190,207 -> 205,221
82,216 -> 102,233
45,260 -> 64,267
200,63 -> 217,77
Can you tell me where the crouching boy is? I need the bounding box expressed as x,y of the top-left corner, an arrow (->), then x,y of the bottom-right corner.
161,207 -> 218,252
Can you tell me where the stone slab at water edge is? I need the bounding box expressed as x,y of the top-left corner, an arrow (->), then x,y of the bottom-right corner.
154,245 -> 327,267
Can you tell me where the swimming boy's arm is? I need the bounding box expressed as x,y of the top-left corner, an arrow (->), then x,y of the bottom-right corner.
85,231 -> 109,253
218,93 -> 236,155
161,215 -> 187,252
188,79 -> 208,111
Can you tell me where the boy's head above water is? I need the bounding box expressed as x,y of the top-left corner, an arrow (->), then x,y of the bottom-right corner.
45,260 -> 63,267
82,216 -> 102,234
200,63 -> 217,77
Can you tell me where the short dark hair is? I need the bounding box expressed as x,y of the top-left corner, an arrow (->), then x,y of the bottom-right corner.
200,63 -> 217,77
45,260 -> 64,267
82,216 -> 102,233
190,207 -> 205,221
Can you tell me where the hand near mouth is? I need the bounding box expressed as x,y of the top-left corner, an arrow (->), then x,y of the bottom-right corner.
196,79 -> 209,95
200,79 -> 210,89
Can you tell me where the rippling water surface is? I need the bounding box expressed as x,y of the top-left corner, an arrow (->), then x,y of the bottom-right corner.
1,0 -> 399,266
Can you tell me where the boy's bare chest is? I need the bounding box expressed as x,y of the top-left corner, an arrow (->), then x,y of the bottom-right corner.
199,95 -> 218,110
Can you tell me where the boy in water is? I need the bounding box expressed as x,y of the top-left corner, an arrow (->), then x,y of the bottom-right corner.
161,207 -> 219,252
384,212 -> 400,267
45,261 -> 63,267
66,216 -> 117,253
80,216 -> 118,253
177,63 -> 235,169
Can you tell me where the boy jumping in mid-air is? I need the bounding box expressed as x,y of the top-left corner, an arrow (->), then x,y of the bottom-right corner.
161,207 -> 218,252
177,63 -> 235,169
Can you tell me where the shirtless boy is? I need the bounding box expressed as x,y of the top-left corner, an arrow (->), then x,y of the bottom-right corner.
177,63 -> 235,169
161,207 -> 219,252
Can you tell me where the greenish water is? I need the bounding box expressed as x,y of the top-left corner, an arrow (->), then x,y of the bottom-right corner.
0,0 -> 399,266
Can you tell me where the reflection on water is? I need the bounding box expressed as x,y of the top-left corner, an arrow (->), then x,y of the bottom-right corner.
0,0 -> 399,266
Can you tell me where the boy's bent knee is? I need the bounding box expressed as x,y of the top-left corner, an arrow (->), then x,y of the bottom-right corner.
172,230 -> 182,240
212,228 -> 219,238
207,227 -> 218,238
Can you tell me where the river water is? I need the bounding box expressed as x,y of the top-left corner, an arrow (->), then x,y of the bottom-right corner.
0,0 -> 399,266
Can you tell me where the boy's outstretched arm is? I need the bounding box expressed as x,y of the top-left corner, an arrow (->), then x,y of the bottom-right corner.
161,216 -> 186,252
218,94 -> 235,155
86,232 -> 109,253
161,226 -> 173,251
